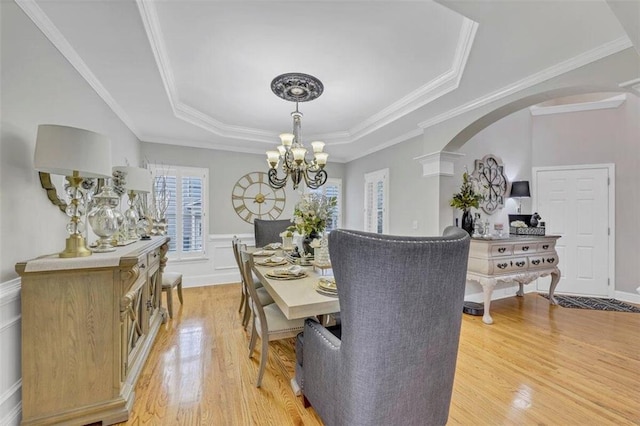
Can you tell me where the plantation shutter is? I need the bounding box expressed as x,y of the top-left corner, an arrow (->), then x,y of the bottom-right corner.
364,169 -> 388,234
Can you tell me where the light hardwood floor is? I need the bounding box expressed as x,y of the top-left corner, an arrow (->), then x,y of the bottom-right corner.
117,284 -> 640,425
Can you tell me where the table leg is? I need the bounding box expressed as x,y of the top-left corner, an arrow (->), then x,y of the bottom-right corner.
548,268 -> 561,305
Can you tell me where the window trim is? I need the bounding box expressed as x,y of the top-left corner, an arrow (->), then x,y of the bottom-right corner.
149,164 -> 209,260
364,168 -> 389,234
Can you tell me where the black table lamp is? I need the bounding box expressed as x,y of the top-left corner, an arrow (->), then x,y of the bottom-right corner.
509,181 -> 530,213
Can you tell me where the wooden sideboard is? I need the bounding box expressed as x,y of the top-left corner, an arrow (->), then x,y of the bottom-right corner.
466,235 -> 561,325
16,236 -> 169,425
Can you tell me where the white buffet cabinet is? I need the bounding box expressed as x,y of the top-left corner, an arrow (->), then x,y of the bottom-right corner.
466,235 -> 561,324
16,236 -> 169,425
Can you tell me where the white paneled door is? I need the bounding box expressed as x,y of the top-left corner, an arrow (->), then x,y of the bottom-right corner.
533,165 -> 612,296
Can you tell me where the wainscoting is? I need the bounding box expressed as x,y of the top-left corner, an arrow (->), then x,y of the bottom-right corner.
162,234 -> 255,288
0,278 -> 22,426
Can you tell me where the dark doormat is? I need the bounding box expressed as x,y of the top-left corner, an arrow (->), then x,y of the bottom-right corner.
539,293 -> 640,313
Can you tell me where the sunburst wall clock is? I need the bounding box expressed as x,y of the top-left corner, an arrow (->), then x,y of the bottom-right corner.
232,171 -> 286,223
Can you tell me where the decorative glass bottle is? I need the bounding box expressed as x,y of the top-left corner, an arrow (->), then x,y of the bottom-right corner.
88,184 -> 120,252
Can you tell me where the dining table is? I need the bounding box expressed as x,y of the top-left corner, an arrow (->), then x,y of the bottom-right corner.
251,250 -> 340,320
251,249 -> 340,396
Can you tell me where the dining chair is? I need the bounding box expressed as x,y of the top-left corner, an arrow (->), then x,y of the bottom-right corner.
297,227 -> 470,425
232,236 -> 273,328
253,218 -> 291,248
239,246 -> 306,387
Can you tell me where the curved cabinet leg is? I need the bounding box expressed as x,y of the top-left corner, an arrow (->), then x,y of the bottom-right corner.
548,268 -> 561,305
479,278 -> 496,325
516,283 -> 525,297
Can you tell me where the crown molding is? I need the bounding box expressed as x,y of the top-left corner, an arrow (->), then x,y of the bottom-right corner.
137,0 -> 478,145
529,94 -> 626,116
16,0 -> 141,138
418,36 -> 633,130
342,128 -> 423,163
619,77 -> 640,96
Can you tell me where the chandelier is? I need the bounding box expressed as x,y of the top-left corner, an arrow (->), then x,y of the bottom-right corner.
266,73 -> 328,190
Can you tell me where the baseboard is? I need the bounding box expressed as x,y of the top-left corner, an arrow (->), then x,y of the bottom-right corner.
615,290 -> 640,305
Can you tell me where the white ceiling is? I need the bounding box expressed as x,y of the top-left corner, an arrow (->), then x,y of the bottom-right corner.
18,0 -> 639,162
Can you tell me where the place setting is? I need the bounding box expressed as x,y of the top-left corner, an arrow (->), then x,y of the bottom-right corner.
255,255 -> 288,267
315,277 -> 338,297
265,265 -> 308,280
253,249 -> 278,257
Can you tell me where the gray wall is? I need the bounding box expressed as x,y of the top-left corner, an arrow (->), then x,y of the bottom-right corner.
343,135 -> 437,235
140,142 -> 345,235
0,3 -> 142,423
1,1 -> 141,282
531,95 -> 640,294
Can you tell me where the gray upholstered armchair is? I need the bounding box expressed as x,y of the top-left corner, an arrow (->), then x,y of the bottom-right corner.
297,227 -> 470,425
254,218 -> 291,248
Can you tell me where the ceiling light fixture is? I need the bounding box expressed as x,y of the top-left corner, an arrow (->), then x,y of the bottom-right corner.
266,73 -> 328,190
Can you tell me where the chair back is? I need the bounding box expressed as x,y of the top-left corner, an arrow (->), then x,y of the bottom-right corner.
327,226 -> 470,425
254,218 -> 291,248
238,246 -> 267,328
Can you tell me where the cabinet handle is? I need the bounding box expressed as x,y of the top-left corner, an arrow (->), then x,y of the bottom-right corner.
140,263 -> 146,269
522,246 -> 529,251
531,259 -> 541,265
497,263 -> 508,269
515,261 -> 526,267
498,247 -> 506,253
546,257 -> 556,264
542,244 -> 549,250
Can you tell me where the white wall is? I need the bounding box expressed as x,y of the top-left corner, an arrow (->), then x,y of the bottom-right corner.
531,94 -> 640,295
0,3 -> 142,423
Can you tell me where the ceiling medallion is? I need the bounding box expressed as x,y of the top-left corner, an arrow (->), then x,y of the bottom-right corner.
270,73 -> 324,103
266,73 -> 328,190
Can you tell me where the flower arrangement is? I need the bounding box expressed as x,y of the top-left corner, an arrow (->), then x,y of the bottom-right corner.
288,193 -> 337,237
450,172 -> 483,211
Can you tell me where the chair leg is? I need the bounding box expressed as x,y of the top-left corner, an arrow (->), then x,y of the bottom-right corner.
303,395 -> 311,408
256,335 -> 269,387
177,281 -> 183,304
248,318 -> 258,358
238,288 -> 246,313
166,288 -> 174,319
242,297 -> 251,329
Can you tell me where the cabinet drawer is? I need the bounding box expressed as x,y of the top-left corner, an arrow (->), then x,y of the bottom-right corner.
493,257 -> 528,273
491,244 -> 513,257
538,241 -> 555,252
514,243 -> 536,255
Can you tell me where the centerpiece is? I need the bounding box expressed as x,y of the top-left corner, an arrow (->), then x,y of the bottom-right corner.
288,193 -> 337,256
450,172 -> 483,236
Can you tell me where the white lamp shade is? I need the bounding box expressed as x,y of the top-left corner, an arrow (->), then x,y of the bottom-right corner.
34,124 -> 112,178
279,133 -> 294,147
315,152 -> 328,165
113,166 -> 152,193
292,146 -> 307,161
311,141 -> 325,153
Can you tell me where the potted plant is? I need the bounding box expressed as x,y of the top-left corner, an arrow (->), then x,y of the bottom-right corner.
450,172 -> 483,235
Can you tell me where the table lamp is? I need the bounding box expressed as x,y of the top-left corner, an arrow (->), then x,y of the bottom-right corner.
509,180 -> 530,213
34,124 -> 112,257
113,166 -> 152,241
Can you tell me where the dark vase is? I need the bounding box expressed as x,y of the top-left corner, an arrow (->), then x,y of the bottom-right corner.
303,231 -> 320,256
461,210 -> 473,236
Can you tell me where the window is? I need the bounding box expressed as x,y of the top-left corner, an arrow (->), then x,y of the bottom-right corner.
150,165 -> 208,259
310,178 -> 342,232
364,169 -> 388,234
